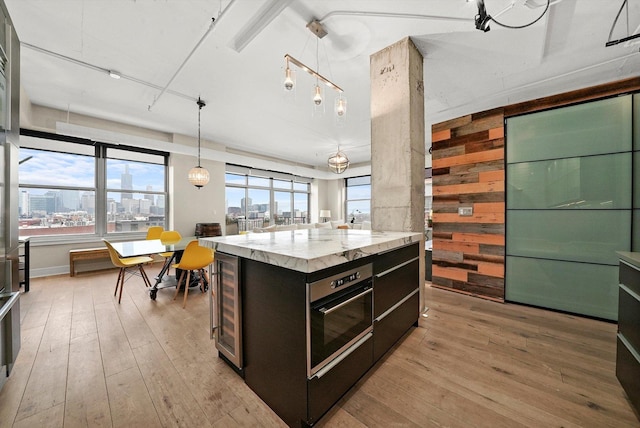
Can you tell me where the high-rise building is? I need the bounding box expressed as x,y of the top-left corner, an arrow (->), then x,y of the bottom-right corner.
60,189 -> 80,212
241,197 -> 252,213
121,164 -> 133,200
30,192 -> 56,215
80,192 -> 95,214
19,190 -> 29,217
144,185 -> 154,203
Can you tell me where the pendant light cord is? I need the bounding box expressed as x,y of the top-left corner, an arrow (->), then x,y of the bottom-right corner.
197,97 -> 206,167
315,37 -> 320,86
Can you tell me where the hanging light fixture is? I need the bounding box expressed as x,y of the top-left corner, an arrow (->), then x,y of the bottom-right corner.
284,55 -> 341,116
283,64 -> 295,91
187,97 -> 210,189
334,93 -> 347,126
313,83 -> 323,105
328,146 -> 350,174
283,20 -> 347,121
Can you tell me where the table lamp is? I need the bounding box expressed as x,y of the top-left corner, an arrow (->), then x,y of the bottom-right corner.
320,210 -> 331,222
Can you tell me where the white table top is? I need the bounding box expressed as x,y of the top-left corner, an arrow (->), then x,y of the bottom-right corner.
199,229 -> 423,273
111,237 -> 196,258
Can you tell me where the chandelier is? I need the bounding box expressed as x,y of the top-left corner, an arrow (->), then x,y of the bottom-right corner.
283,20 -> 347,122
328,147 -> 350,174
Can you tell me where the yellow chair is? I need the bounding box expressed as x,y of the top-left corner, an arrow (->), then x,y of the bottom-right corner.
160,230 -> 181,245
103,240 -> 153,304
144,226 -> 165,264
172,240 -> 214,308
145,226 -> 164,240
157,230 -> 181,274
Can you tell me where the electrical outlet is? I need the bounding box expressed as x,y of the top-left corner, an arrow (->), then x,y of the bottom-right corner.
458,206 -> 473,216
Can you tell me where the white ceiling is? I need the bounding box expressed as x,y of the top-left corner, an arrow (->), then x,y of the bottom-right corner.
5,0 -> 640,174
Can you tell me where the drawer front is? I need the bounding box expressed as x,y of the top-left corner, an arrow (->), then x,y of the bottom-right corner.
620,261 -> 640,296
373,292 -> 419,362
616,336 -> 640,414
374,259 -> 419,318
307,335 -> 373,425
618,285 -> 640,353
374,243 -> 419,275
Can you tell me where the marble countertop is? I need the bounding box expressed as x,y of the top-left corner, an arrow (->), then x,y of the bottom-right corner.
199,229 -> 423,273
618,251 -> 640,269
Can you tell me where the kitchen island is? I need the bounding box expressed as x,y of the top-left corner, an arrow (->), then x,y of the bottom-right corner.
200,229 -> 423,428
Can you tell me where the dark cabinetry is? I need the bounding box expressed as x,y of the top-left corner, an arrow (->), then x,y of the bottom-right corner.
219,241 -> 421,427
242,258 -> 308,427
617,256 -> 640,417
373,244 -> 420,361
18,238 -> 29,292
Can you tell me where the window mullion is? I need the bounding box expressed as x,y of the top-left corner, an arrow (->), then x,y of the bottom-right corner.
96,145 -> 107,236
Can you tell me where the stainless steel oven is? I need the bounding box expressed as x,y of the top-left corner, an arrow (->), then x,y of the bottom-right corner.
307,263 -> 373,378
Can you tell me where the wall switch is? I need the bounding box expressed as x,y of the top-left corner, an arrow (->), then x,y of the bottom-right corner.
458,206 -> 473,216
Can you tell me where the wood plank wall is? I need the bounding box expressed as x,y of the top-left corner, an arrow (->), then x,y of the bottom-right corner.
431,108 -> 506,301
430,76 -> 640,302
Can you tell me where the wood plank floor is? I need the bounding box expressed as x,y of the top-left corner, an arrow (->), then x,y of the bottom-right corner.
0,264 -> 638,427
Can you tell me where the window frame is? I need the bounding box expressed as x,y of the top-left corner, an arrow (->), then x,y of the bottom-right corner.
345,175 -> 371,224
224,165 -> 311,233
18,129 -> 169,243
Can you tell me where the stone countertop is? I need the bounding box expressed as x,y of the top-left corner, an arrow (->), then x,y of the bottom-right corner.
618,251 -> 640,269
199,229 -> 423,273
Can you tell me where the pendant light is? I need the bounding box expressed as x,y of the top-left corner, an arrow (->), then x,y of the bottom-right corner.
282,20 -> 348,121
328,146 -> 350,174
187,97 -> 210,189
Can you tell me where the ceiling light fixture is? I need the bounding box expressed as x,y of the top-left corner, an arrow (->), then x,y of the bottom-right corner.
606,0 -> 640,47
474,0 -> 492,32
187,97 -> 210,189
474,0 -> 550,32
284,54 -> 344,100
108,70 -> 121,79
328,146 -> 350,174
283,19 -> 347,121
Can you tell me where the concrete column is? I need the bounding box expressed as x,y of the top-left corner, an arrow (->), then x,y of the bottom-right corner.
370,37 -> 426,312
370,37 -> 425,233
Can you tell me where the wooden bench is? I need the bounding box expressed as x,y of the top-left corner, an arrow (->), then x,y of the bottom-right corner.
69,247 -> 111,277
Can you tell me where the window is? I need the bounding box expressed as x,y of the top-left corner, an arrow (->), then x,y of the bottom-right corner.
106,148 -> 167,233
225,166 -> 311,234
345,176 -> 371,223
18,130 -> 168,239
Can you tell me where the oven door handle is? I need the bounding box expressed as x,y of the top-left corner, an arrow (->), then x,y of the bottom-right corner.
319,287 -> 372,315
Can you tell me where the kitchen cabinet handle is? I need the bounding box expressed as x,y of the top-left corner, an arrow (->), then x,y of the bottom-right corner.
310,331 -> 373,380
320,287 -> 372,315
375,257 -> 419,278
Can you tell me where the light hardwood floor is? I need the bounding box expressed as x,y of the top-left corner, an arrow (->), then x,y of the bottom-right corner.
0,264 -> 638,427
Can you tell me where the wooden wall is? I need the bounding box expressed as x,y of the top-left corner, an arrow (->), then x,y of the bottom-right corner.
431,108 -> 506,301
430,77 -> 640,302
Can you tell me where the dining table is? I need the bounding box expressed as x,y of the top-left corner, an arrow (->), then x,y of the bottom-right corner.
110,236 -> 202,300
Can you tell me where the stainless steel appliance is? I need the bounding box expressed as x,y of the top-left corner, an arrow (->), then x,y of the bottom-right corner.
0,291 -> 19,389
307,263 -> 373,379
0,1 -> 22,392
212,252 -> 242,371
